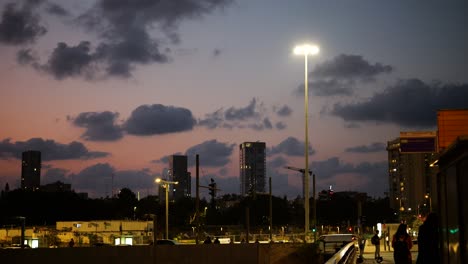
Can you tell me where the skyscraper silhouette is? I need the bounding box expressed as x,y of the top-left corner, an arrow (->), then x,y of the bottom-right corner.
240,142 -> 266,196
21,150 -> 41,191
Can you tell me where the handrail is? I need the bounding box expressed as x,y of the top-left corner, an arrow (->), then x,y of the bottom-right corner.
324,241 -> 357,264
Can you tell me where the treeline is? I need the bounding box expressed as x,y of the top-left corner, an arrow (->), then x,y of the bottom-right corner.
0,188 -> 397,233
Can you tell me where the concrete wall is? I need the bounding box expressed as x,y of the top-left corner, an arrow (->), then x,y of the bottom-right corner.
0,243 -> 322,264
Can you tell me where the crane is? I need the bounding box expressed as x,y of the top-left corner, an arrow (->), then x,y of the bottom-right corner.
284,166 -> 313,196
284,166 -> 313,175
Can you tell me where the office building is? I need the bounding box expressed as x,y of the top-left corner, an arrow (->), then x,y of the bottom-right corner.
387,132 -> 437,213
170,155 -> 191,200
239,142 -> 266,196
21,150 -> 41,191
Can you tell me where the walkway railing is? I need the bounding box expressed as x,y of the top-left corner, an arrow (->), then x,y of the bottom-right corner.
324,242 -> 357,264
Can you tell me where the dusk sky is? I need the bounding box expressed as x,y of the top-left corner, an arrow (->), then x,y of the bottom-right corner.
1,0 -> 467,199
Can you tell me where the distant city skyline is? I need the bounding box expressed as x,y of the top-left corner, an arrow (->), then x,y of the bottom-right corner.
0,0 -> 467,198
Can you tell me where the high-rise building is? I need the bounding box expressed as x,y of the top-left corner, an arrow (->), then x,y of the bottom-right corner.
387,132 -> 437,214
169,155 -> 191,200
239,142 -> 266,196
21,150 -> 41,191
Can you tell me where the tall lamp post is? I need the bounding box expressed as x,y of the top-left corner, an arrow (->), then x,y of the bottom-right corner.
155,178 -> 178,239
294,44 -> 320,237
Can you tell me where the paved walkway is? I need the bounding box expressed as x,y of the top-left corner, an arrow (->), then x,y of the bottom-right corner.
358,242 -> 418,263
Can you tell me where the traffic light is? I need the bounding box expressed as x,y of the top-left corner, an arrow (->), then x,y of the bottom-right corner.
312,227 -> 316,233
209,178 -> 216,199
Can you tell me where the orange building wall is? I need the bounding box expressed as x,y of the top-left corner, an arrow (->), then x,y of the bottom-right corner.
437,109 -> 468,151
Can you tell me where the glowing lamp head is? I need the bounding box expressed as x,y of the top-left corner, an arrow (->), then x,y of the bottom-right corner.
155,178 -> 161,183
294,44 -> 319,55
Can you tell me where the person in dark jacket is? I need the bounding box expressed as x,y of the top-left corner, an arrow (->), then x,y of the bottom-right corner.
392,224 -> 413,264
417,213 -> 440,264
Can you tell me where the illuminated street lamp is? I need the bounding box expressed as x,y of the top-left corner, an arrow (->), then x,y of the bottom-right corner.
425,193 -> 432,212
294,44 -> 320,237
155,178 -> 178,239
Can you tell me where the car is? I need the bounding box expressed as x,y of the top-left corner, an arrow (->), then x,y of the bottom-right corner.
155,239 -> 178,245
317,234 -> 358,255
3,244 -> 31,249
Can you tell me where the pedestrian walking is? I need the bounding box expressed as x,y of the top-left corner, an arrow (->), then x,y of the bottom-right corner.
204,236 -> 212,244
392,224 -> 413,264
68,238 -> 75,247
385,233 -> 390,251
417,213 -> 440,264
371,230 -> 382,261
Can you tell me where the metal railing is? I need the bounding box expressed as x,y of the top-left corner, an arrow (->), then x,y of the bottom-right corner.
324,241 -> 357,264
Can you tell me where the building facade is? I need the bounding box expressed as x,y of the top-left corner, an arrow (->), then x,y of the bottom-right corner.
170,155 -> 191,200
21,150 -> 41,191
437,109 -> 468,152
436,136 -> 468,264
387,133 -> 438,214
239,142 -> 266,196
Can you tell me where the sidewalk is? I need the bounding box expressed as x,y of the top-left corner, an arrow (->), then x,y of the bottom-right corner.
358,241 -> 418,263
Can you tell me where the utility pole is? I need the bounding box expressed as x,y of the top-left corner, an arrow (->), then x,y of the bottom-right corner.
269,177 -> 272,242
195,154 -> 200,244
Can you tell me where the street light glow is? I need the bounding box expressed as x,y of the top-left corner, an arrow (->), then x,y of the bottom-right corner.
294,44 -> 319,56
155,178 -> 161,183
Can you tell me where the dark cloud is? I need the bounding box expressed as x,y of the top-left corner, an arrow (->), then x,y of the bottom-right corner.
275,122 -> 286,130
41,41 -> 96,80
185,139 -> 235,167
72,111 -> 123,141
45,3 -> 69,16
248,118 -> 273,131
313,54 -> 393,81
16,48 -> 39,65
58,0 -> 233,79
42,167 -> 70,184
124,104 -> 196,135
0,2 -> 47,45
308,80 -> 353,96
330,79 -> 468,127
268,137 -> 316,157
198,98 -> 283,131
0,138 -> 108,161
70,163 -> 115,197
198,108 -> 224,129
345,142 -> 386,153
225,98 -> 259,121
93,31 -> 168,78
263,118 -> 273,129
275,105 -> 292,117
114,169 -> 155,191
294,54 -> 393,97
